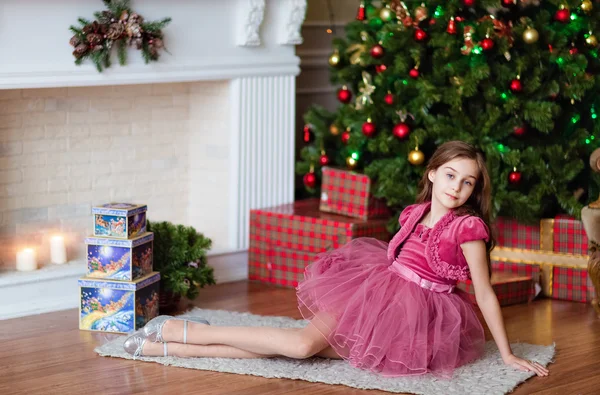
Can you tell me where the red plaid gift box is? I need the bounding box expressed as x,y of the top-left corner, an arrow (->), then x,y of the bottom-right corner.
319,167 -> 389,220
457,273 -> 535,307
552,215 -> 589,255
493,217 -> 540,250
551,266 -> 596,303
249,199 -> 390,288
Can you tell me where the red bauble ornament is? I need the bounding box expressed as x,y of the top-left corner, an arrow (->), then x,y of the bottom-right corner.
447,18 -> 457,35
356,3 -> 366,21
337,87 -> 352,103
362,121 -> 376,137
513,125 -> 526,136
414,29 -> 428,42
409,68 -> 420,79
393,123 -> 411,139
319,154 -> 330,166
555,9 -> 570,23
463,0 -> 475,7
384,93 -> 395,105
508,170 -> 522,184
570,47 -> 578,55
510,79 -> 522,92
370,44 -> 385,58
481,38 -> 494,51
341,130 -> 350,144
376,64 -> 387,73
303,172 -> 317,188
303,125 -> 314,143
501,0 -> 516,7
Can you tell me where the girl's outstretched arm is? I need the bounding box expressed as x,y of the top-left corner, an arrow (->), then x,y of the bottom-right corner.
461,240 -> 549,377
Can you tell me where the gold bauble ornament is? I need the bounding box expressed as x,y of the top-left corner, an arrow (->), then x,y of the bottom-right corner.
581,0 -> 593,13
522,27 -> 539,44
414,5 -> 428,22
379,7 -> 394,22
328,50 -> 341,67
586,34 -> 598,47
408,147 -> 425,165
346,156 -> 358,169
329,124 -> 340,136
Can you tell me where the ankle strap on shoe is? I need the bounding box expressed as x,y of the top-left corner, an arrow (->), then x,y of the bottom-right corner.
163,342 -> 168,357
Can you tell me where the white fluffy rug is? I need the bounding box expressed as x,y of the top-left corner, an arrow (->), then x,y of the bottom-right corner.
95,308 -> 554,395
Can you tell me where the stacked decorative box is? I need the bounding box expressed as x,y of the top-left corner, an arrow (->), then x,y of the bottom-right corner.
78,203 -> 160,334
490,216 -> 595,303
249,168 -> 391,288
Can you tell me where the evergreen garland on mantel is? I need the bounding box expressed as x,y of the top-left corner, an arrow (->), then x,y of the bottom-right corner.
69,0 -> 171,72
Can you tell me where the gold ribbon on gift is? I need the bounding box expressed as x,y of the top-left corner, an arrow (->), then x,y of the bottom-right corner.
355,71 -> 376,110
491,246 -> 589,297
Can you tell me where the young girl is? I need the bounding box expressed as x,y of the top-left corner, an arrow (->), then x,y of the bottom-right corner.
123,141 -> 549,378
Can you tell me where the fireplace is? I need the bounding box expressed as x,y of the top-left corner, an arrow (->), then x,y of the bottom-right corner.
0,0 -> 306,319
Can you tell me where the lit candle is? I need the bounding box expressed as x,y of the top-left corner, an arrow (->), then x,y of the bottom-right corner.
50,235 -> 67,264
16,248 -> 37,271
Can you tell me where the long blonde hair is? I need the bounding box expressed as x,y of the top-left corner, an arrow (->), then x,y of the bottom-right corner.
415,141 -> 496,273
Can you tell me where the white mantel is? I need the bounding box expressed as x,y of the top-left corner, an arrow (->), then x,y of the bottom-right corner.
0,0 -> 307,320
0,0 -> 306,88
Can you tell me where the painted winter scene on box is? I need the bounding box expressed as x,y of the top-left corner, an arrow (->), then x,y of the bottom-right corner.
80,287 -> 135,333
87,245 -> 132,280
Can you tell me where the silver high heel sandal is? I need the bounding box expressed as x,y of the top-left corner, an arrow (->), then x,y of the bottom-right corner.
123,333 -> 168,359
142,315 -> 210,343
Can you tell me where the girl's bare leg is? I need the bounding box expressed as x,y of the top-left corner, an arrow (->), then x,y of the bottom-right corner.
139,342 -> 342,359
159,320 -> 333,359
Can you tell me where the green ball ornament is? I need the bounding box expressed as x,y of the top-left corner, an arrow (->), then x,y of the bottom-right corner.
369,17 -> 384,29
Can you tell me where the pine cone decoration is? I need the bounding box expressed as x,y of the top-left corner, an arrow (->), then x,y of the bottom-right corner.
69,35 -> 82,47
107,23 -> 125,40
126,22 -> 142,38
128,13 -> 144,24
73,44 -> 89,58
151,38 -> 164,49
87,33 -> 104,45
83,21 -> 108,35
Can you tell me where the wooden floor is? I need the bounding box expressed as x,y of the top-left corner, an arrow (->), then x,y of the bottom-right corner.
1,281 -> 600,395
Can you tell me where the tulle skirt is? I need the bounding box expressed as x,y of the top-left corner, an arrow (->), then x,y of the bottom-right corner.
296,238 -> 485,378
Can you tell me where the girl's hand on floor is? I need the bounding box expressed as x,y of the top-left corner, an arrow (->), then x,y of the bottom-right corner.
503,354 -> 549,377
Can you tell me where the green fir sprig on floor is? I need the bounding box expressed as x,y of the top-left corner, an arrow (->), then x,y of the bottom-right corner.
69,0 -> 171,72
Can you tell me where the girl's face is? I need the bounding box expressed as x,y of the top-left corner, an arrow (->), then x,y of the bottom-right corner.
428,158 -> 479,210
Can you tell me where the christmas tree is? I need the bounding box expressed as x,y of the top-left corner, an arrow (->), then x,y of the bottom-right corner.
297,0 -> 600,225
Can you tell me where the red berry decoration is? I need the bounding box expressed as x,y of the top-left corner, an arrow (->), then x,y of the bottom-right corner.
555,8 -> 570,23
501,0 -> 516,7
319,154 -> 330,166
414,29 -> 428,42
481,38 -> 494,51
508,170 -> 522,184
337,87 -> 352,103
510,79 -> 522,92
370,44 -> 385,58
384,93 -> 395,105
409,68 -> 420,79
570,47 -> 578,55
376,64 -> 387,73
341,130 -> 350,144
513,125 -> 526,136
303,172 -> 317,188
463,0 -> 475,7
303,127 -> 314,143
393,123 -> 411,139
362,120 -> 376,137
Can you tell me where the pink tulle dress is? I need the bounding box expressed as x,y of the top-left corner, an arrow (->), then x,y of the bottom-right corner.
296,212 -> 488,378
